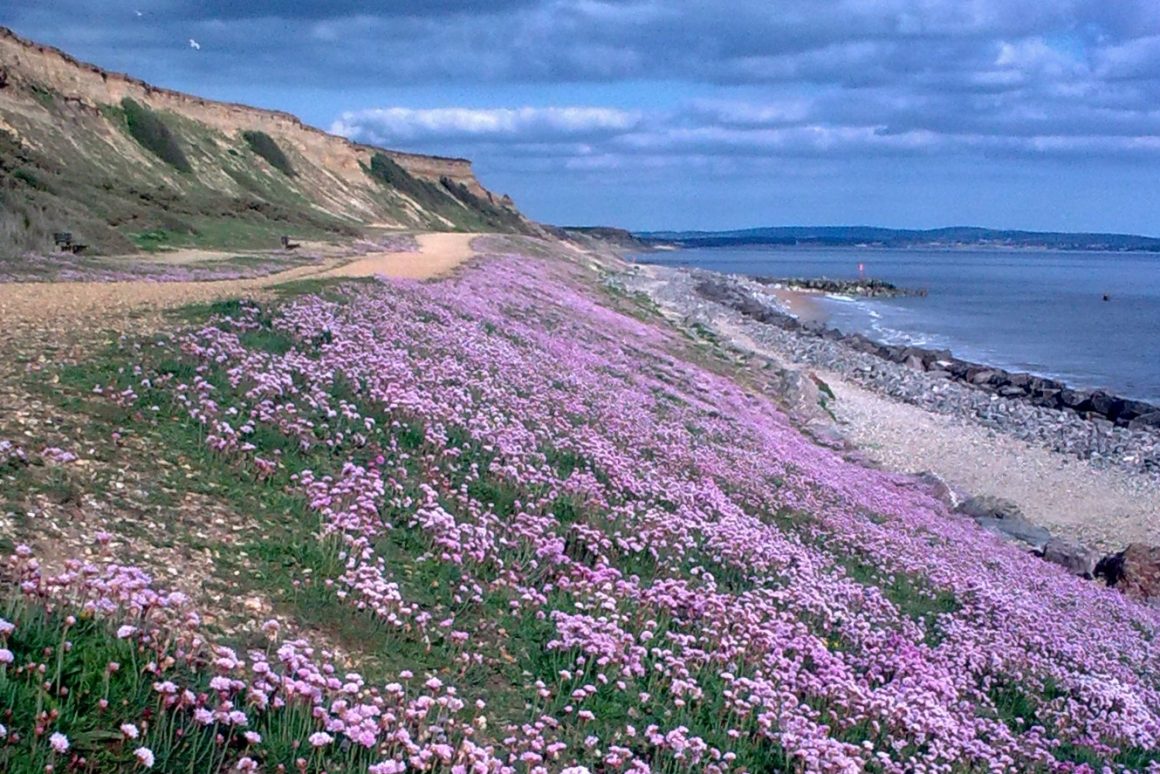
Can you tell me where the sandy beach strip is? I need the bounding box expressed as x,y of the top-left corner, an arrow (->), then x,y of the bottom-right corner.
766,287 -> 830,323
617,262 -> 1160,553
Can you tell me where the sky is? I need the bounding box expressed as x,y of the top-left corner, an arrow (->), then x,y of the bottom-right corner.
4,1 -> 1160,234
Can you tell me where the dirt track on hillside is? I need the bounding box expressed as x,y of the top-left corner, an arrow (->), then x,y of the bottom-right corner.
0,232 -> 479,333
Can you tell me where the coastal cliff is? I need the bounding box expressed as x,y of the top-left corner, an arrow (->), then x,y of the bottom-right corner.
0,27 -> 533,254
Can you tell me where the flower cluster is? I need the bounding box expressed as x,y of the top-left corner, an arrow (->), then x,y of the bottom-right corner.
12,245 -> 1160,772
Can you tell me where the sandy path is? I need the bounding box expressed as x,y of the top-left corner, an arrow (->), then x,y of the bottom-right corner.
316,233 -> 479,279
0,232 -> 481,331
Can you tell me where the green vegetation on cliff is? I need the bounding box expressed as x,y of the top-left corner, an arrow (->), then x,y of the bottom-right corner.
0,28 -> 534,258
118,99 -> 193,173
242,130 -> 295,176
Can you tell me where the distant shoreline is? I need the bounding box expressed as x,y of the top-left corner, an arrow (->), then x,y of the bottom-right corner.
631,225 -> 1160,254
633,242 -> 1160,256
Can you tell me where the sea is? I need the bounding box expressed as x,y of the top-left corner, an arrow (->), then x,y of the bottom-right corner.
632,245 -> 1160,404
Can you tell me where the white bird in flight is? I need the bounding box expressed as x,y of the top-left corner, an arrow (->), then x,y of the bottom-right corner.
189,39 -> 201,50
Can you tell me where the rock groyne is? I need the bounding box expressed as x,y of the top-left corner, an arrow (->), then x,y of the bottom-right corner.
694,275 -> 1160,433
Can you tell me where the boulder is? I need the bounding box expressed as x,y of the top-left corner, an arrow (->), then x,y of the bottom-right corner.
955,495 -> 1023,521
1032,388 -> 1061,405
1116,399 -> 1152,423
974,516 -> 1052,551
1096,544 -> 1160,601
945,360 -> 970,379
955,495 -> 1051,550
882,345 -> 906,362
927,348 -> 953,364
1128,411 -> 1160,431
969,369 -> 997,385
1007,372 -> 1033,389
1042,538 -> 1100,579
914,471 -> 968,510
903,354 -> 925,371
1087,391 -> 1118,417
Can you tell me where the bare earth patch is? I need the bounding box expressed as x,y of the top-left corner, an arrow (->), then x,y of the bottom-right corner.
0,231 -> 483,638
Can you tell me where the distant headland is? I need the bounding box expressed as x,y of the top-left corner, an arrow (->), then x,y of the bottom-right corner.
634,225 -> 1160,252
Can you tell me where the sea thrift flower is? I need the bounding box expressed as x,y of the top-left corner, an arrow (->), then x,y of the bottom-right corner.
308,731 -> 333,747
134,747 -> 154,768
49,732 -> 69,753
0,648 -> 12,664
369,762 -> 406,774
120,723 -> 139,739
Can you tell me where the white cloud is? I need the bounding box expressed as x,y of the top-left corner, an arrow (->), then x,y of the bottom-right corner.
331,106 -> 641,146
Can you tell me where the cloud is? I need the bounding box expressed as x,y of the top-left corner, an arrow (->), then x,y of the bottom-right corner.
7,0 -> 1160,230
331,106 -> 641,146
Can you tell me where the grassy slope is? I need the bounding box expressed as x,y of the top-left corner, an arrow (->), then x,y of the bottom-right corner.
0,243 -> 1157,772
0,88 -> 529,258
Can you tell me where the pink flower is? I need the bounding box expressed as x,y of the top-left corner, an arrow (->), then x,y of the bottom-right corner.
120,723 -> 139,739
308,731 -> 333,747
134,746 -> 155,768
235,758 -> 258,772
116,625 -> 137,639
369,762 -> 406,774
49,732 -> 69,754
0,648 -> 12,664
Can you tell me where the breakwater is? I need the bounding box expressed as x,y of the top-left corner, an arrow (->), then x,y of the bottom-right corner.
753,276 -> 927,298
694,276 -> 1160,432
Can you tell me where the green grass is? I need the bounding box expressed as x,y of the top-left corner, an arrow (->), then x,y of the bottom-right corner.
242,131 -> 295,177
119,99 -> 192,173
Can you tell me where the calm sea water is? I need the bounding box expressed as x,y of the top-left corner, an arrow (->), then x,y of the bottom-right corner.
634,246 -> 1160,403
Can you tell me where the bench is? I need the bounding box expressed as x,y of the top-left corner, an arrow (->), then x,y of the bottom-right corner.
53,232 -> 87,254
280,235 -> 300,250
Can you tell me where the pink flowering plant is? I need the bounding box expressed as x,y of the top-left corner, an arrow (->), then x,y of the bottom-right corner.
3,244 -> 1159,772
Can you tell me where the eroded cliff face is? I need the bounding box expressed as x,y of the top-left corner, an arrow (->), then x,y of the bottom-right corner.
0,26 -> 530,254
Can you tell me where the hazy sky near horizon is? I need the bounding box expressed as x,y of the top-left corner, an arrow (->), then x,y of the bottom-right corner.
5,1 -> 1160,234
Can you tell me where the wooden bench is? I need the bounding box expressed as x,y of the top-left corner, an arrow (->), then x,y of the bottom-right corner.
280,235 -> 300,250
53,232 -> 87,254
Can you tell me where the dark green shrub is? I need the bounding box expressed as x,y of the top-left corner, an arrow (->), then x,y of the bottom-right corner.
440,176 -> 526,230
11,168 -> 45,190
243,130 -> 295,176
120,98 -> 192,173
365,153 -> 449,211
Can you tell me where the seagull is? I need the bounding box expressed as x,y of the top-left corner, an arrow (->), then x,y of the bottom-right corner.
189,38 -> 201,50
